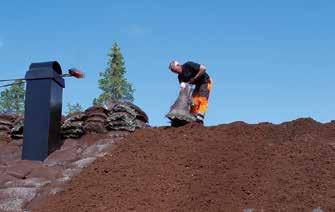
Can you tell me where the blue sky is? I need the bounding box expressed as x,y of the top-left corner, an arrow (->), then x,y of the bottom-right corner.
0,0 -> 334,126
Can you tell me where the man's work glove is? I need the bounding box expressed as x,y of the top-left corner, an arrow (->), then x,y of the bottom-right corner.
188,77 -> 196,84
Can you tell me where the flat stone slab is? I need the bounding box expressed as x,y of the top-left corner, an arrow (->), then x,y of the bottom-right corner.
27,165 -> 63,180
0,173 -> 17,186
2,178 -> 51,189
60,138 -> 85,150
56,168 -> 82,183
0,144 -> 21,163
0,187 -> 37,211
44,148 -> 80,166
5,160 -> 43,179
81,143 -> 113,157
69,157 -> 96,169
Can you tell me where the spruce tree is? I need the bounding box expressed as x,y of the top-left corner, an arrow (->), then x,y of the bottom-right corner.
94,42 -> 134,107
0,80 -> 25,114
66,102 -> 83,115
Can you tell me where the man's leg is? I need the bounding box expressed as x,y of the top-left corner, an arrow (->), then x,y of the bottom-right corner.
191,96 -> 208,123
191,79 -> 212,123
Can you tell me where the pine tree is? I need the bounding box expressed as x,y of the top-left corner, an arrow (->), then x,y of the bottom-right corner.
66,102 -> 83,115
0,80 -> 25,114
94,42 -> 134,107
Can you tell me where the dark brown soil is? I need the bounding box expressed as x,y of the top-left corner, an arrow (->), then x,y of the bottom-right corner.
33,118 -> 335,211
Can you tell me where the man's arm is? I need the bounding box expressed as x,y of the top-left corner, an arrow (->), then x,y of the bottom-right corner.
195,64 -> 206,79
189,64 -> 206,84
